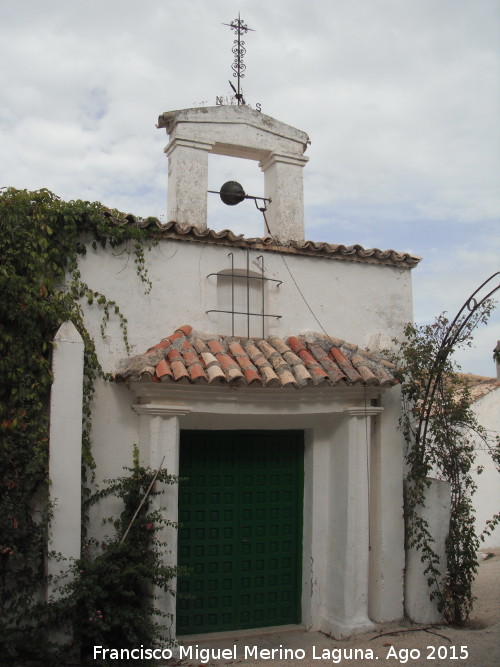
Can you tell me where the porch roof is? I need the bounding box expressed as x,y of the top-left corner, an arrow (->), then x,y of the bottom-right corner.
114,325 -> 397,389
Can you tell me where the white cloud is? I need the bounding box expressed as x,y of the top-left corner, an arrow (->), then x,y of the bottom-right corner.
0,0 -> 499,371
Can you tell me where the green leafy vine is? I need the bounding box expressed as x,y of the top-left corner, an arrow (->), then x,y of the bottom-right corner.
393,305 -> 499,625
48,448 -> 179,666
0,187 -> 159,660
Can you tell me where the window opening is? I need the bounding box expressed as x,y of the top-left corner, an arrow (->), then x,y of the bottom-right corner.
207,248 -> 282,338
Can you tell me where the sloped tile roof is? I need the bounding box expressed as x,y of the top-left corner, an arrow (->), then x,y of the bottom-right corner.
457,373 -> 499,403
103,212 -> 421,269
114,325 -> 398,389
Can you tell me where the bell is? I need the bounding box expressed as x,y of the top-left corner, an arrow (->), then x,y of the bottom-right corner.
220,181 -> 246,206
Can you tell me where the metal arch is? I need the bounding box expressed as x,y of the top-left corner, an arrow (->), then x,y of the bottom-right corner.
416,271 -> 500,456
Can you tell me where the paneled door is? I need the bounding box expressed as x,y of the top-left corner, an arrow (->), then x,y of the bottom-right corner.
176,430 -> 304,634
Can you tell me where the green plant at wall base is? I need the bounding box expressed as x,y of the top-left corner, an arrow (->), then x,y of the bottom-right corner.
393,306 -> 499,626
0,187 -> 158,660
51,450 -> 179,665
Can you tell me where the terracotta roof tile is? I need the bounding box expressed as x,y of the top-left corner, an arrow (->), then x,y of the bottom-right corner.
251,340 -> 295,387
329,346 -> 363,384
257,339 -> 280,361
469,382 -> 499,402
217,352 -> 240,373
207,339 -> 225,355
104,212 -> 421,268
166,348 -> 182,363
206,364 -> 226,384
244,342 -> 268,366
155,358 -> 173,382
115,325 -> 398,390
148,339 -> 171,352
227,341 -> 261,384
180,342 -> 199,366
192,337 -> 209,354
286,336 -> 329,384
169,359 -> 190,382
306,341 -> 346,384
243,368 -> 262,385
292,364 -> 313,387
188,364 -> 208,384
456,373 -> 499,403
139,365 -> 156,380
200,351 -> 217,368
176,325 -> 193,338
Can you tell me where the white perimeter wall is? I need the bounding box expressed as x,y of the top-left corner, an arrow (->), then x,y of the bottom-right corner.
472,388 -> 500,548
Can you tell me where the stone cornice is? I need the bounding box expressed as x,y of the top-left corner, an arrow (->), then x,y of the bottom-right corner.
128,383 -> 384,416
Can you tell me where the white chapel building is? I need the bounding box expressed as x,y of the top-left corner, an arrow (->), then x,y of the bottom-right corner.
50,104 -> 424,640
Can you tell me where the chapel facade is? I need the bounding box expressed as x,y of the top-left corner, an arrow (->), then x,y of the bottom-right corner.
50,104 -> 423,640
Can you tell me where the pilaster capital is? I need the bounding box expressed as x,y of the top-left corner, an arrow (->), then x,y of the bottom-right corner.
344,406 -> 384,418
165,137 -> 214,157
132,403 -> 192,417
259,151 -> 309,171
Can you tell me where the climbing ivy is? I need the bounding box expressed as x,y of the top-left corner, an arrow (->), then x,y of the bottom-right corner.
50,448 -> 179,665
393,306 -> 499,625
0,187 -> 158,660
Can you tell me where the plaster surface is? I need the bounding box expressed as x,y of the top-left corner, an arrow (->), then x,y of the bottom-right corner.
127,387 -> 402,639
404,478 -> 451,624
48,322 -> 84,595
471,387 -> 500,548
51,89 -> 425,635
75,239 -> 414,374
70,229 -> 414,637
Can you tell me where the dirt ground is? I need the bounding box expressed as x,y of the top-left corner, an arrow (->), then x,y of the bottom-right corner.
178,549 -> 500,667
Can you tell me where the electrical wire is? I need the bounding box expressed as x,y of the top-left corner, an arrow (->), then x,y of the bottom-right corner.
260,205 -> 374,554
260,208 -> 334,343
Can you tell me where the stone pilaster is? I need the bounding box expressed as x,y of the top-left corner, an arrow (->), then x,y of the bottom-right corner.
132,403 -> 191,640
326,406 -> 383,638
165,138 -> 212,227
48,321 -> 84,598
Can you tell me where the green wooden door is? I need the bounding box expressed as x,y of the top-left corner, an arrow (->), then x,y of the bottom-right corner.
176,430 -> 304,635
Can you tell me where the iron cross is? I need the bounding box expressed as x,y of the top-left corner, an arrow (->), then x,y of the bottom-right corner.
222,14 -> 254,105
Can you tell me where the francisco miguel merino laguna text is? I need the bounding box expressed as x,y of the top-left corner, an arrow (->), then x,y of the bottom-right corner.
94,643 -> 470,663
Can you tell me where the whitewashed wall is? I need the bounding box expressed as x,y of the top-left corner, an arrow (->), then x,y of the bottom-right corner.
472,387 -> 500,548
76,238 -> 414,373
76,235 -> 414,529
70,234 -> 413,638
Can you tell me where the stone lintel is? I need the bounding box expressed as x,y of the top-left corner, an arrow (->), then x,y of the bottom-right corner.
158,106 -> 309,150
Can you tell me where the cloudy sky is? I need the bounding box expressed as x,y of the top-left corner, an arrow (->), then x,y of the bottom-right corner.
1,0 -> 499,374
